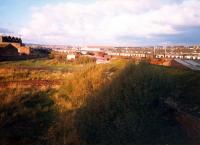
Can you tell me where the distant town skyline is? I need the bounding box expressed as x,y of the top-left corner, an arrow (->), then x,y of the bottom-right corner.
0,0 -> 200,45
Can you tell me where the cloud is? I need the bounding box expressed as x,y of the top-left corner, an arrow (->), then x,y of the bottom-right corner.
20,0 -> 200,45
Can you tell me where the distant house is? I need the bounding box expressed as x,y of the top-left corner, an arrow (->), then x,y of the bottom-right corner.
0,43 -> 19,56
95,56 -> 110,64
67,54 -> 76,60
79,46 -> 106,55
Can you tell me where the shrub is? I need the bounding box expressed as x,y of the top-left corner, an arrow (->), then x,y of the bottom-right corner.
49,51 -> 67,62
74,56 -> 96,64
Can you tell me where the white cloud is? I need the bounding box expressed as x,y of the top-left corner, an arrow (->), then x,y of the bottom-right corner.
20,0 -> 200,45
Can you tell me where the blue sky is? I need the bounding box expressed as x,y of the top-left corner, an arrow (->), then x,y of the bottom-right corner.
0,0 -> 88,31
0,0 -> 200,45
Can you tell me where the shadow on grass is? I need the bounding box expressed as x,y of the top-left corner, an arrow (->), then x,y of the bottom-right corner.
0,61 -> 197,145
0,90 -> 56,145
75,62 -> 191,145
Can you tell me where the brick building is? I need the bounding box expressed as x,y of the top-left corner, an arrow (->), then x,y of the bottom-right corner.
0,35 -> 30,55
0,43 -> 19,56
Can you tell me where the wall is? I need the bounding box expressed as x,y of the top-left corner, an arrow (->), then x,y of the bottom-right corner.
0,44 -> 19,56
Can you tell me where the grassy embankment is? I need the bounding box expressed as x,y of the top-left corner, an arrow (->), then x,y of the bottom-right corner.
0,58 -> 199,145
0,58 -> 126,144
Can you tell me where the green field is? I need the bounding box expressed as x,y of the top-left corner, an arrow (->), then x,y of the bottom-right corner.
0,58 -> 87,71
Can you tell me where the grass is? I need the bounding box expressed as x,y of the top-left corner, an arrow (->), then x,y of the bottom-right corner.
0,58 -> 127,81
0,58 -> 88,72
0,58 -> 125,145
0,58 -> 96,82
0,58 -> 199,145
0,89 -> 56,144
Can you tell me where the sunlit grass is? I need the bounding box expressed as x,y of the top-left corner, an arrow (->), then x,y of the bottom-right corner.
0,58 -> 90,72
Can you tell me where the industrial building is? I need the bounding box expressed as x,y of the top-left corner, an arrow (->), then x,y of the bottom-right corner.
0,35 -> 30,56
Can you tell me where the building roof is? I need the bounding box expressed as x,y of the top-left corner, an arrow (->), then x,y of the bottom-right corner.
0,35 -> 22,44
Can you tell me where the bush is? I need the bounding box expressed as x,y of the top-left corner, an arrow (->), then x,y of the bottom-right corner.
49,51 -> 67,62
74,56 -> 96,64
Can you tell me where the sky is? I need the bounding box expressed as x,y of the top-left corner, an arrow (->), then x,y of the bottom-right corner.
0,0 -> 200,46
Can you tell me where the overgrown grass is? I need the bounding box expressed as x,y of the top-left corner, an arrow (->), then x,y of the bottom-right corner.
0,89 -> 56,145
0,58 -> 88,72
0,59 -> 199,145
0,58 -> 97,82
75,62 -> 193,145
0,68 -> 71,81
